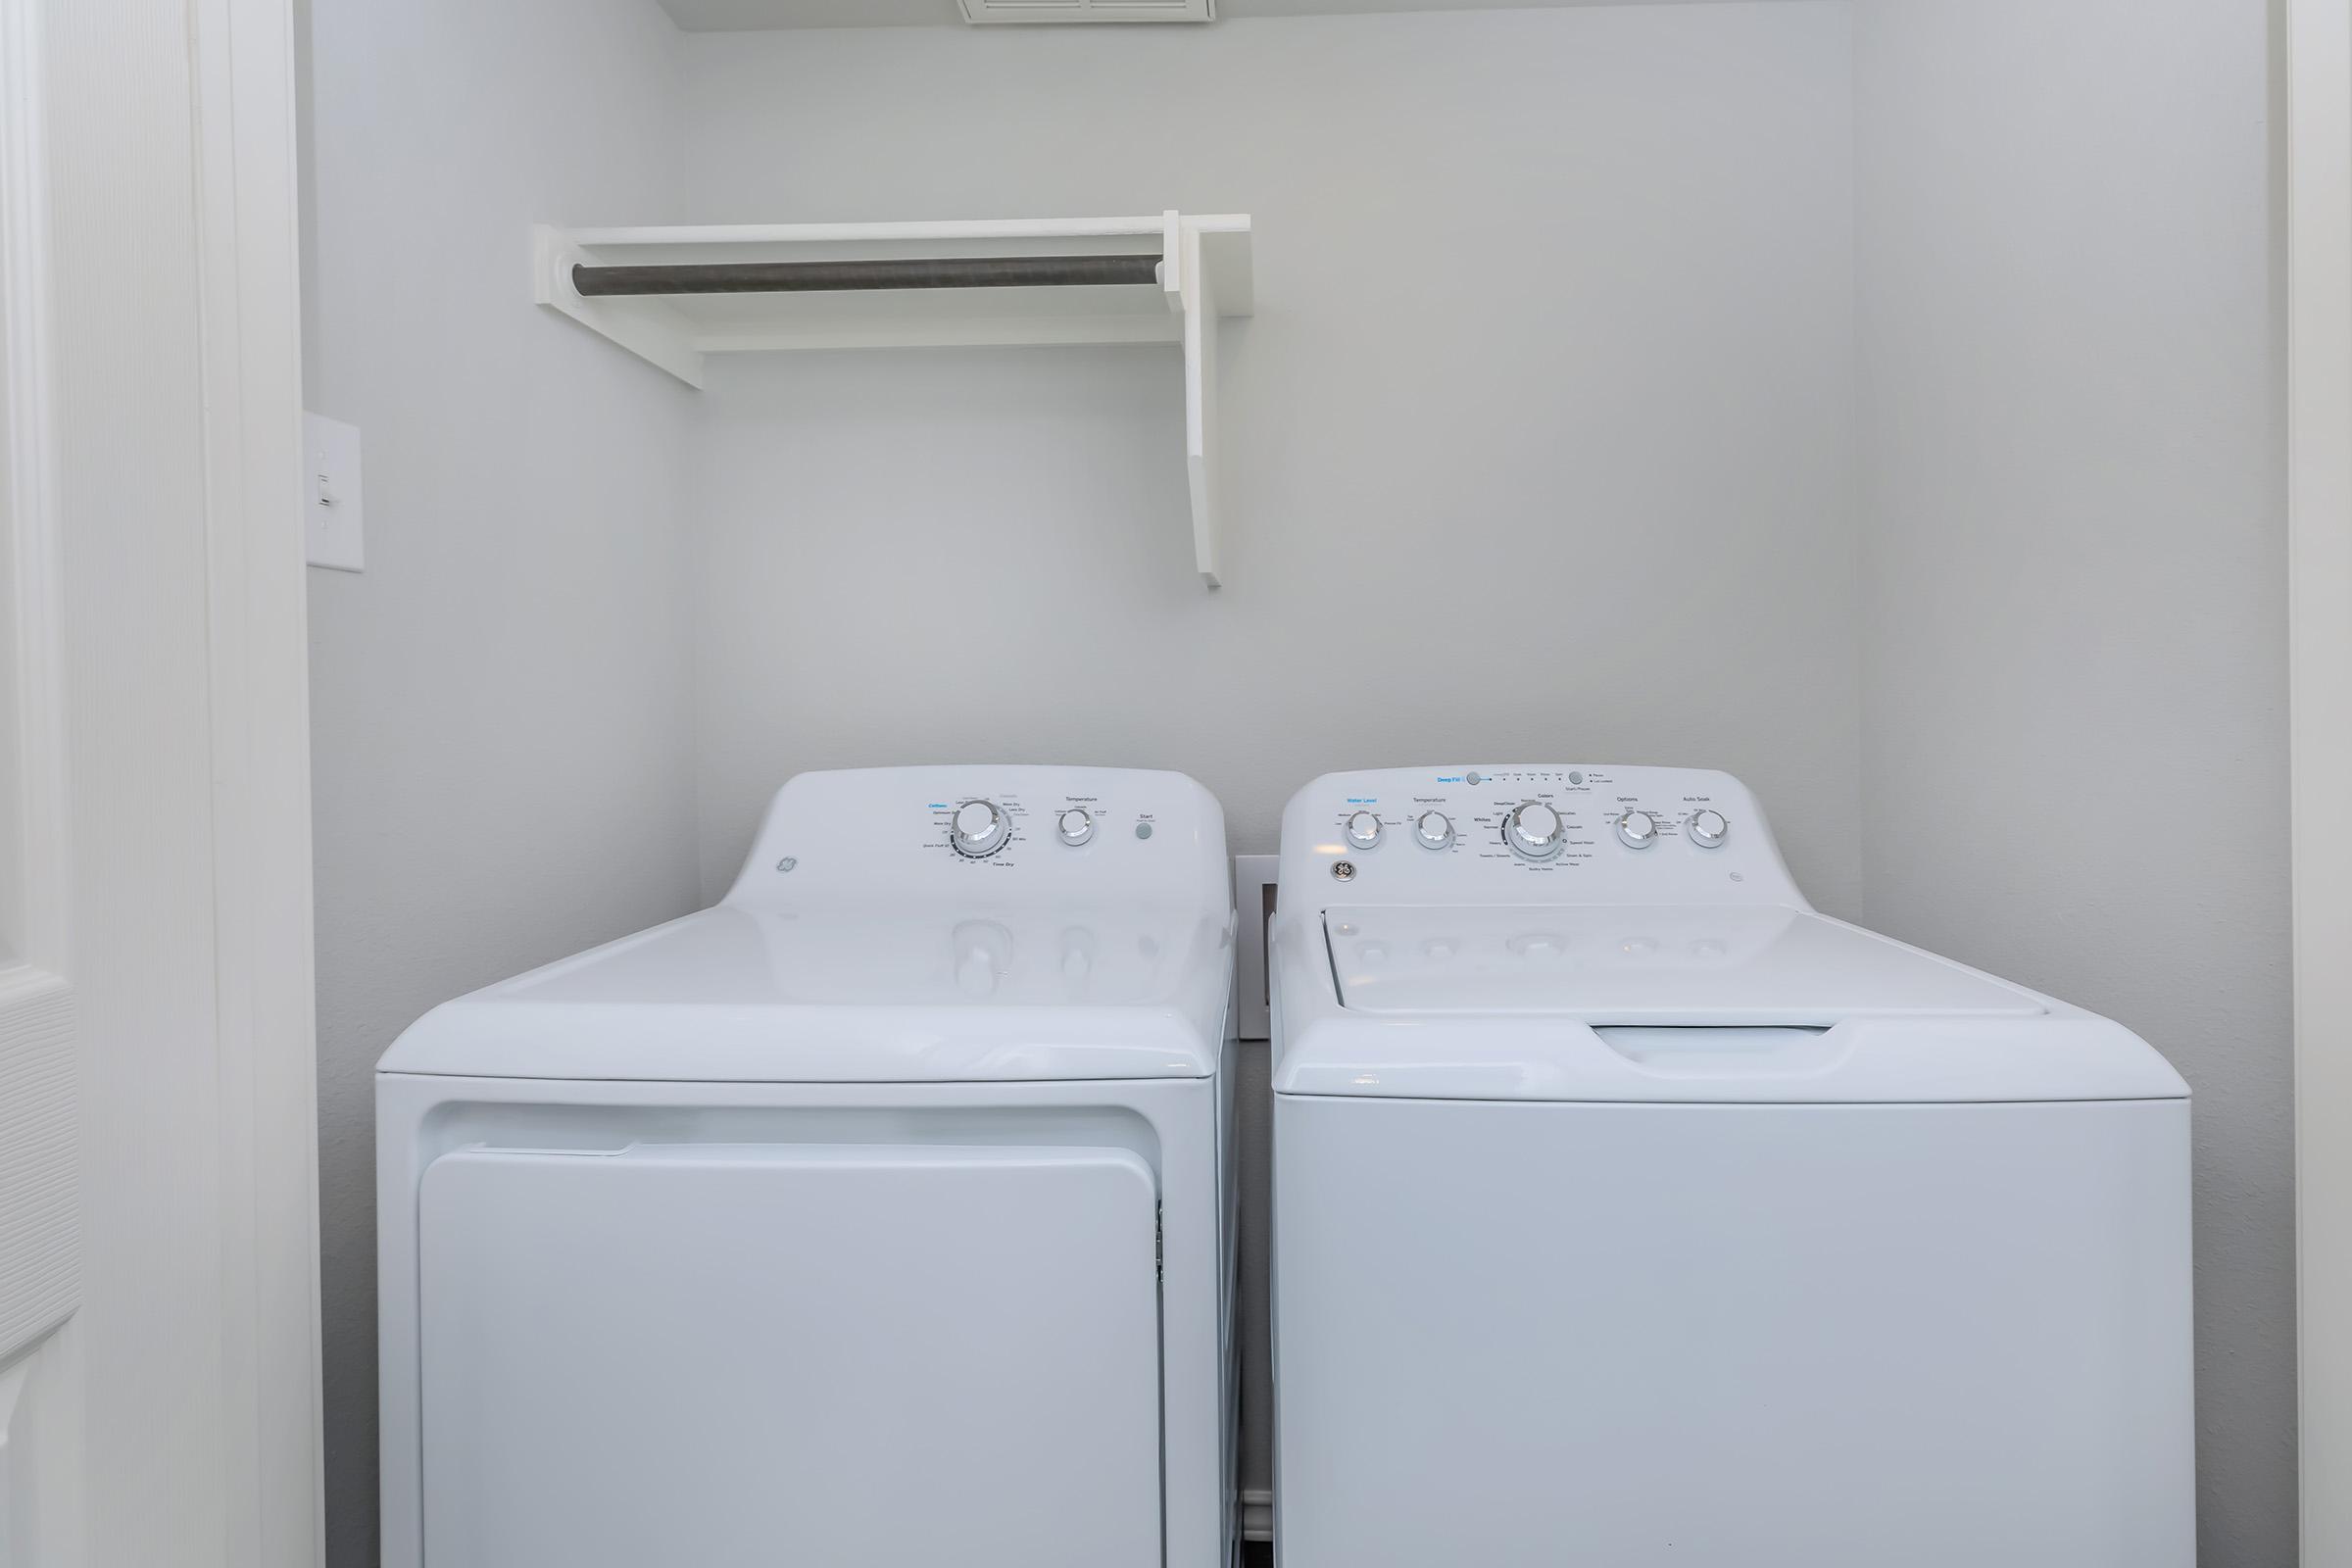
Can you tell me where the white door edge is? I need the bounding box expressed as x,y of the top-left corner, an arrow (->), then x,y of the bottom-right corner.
2289,0 -> 2352,1557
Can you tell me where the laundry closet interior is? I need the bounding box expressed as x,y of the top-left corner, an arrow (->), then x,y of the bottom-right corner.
296,1 -> 2285,1563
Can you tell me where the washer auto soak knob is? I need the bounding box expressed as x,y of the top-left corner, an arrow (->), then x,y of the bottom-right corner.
1414,810 -> 1455,851
1502,801 -> 1566,859
1615,809 -> 1660,850
1688,808 -> 1729,849
1055,808 -> 1095,847
950,799 -> 1012,858
1345,810 -> 1385,851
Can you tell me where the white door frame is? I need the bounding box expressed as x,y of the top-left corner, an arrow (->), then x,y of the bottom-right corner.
0,0 -> 81,1552
2290,0 -> 2352,1559
0,0 -> 320,1559
187,0 -> 324,1557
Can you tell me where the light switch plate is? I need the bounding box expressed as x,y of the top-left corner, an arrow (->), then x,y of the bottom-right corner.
303,412 -> 365,571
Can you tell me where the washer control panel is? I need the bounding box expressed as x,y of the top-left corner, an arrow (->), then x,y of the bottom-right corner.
1281,765 -> 1804,907
725,764 -> 1229,908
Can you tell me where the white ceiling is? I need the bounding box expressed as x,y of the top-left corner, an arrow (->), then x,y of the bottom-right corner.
655,0 -> 1746,33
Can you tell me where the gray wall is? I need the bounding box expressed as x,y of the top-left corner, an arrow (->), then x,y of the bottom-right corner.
301,2 -> 701,1562
1852,1 -> 2290,1561
675,3 -> 1867,906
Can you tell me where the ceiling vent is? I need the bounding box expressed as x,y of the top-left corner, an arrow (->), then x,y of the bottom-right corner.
958,0 -> 1213,23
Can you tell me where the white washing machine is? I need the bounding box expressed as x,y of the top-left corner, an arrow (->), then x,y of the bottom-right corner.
1269,765 -> 2192,1568
378,766 -> 1238,1568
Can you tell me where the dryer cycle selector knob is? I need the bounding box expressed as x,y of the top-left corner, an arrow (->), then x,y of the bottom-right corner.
1615,809 -> 1660,850
1345,810 -> 1385,851
1414,810 -> 1455,851
1688,808 -> 1729,849
950,800 -> 1012,858
1502,801 -> 1566,859
1055,808 -> 1095,847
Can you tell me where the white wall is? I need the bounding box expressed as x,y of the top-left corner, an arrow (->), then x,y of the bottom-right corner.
1852,2 -> 2289,1562
300,3 -> 702,1562
673,0 -> 1864,1511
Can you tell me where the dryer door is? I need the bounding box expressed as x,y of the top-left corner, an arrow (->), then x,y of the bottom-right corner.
417,1142 -> 1163,1568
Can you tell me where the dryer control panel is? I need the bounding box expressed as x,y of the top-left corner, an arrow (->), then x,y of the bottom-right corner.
724,764 -> 1231,912
1278,765 -> 1806,908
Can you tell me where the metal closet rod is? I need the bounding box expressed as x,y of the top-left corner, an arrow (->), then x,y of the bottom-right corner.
570,253 -> 1165,297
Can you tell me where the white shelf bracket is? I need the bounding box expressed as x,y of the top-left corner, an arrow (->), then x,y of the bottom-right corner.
533,224 -> 705,388
532,212 -> 1251,587
1162,211 -> 1221,589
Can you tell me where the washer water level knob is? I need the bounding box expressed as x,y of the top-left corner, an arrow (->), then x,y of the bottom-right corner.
1615,809 -> 1660,850
1414,810 -> 1454,851
1688,808 -> 1730,849
1502,801 -> 1566,859
1055,808 -> 1095,847
1345,810 -> 1385,851
950,800 -> 1011,858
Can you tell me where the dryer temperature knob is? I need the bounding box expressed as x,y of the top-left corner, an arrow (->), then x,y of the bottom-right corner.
950,800 -> 1012,858
1502,801 -> 1566,859
1414,810 -> 1455,851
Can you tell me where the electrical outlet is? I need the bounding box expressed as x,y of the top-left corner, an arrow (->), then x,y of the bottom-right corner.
304,413 -> 365,572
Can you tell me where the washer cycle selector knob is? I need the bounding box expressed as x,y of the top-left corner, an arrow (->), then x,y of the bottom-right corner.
1615,809 -> 1660,850
1345,810 -> 1385,851
1414,810 -> 1455,851
1502,801 -> 1566,859
950,800 -> 1012,858
1688,808 -> 1729,849
1055,808 -> 1095,847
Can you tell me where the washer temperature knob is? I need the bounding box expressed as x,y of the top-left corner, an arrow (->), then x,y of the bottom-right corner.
950,800 -> 1011,858
1414,810 -> 1455,851
1688,808 -> 1729,849
1345,810 -> 1385,851
1503,801 -> 1566,859
1055,808 -> 1095,847
1615,809 -> 1660,850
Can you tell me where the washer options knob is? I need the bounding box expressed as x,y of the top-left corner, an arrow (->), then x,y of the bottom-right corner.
1055,808 -> 1095,847
1688,808 -> 1729,849
1615,809 -> 1660,850
1345,810 -> 1385,851
1502,801 -> 1566,859
950,799 -> 1012,858
1414,810 -> 1455,851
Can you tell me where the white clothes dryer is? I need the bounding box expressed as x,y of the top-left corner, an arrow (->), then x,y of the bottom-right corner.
1269,764 -> 2191,1568
378,766 -> 1238,1568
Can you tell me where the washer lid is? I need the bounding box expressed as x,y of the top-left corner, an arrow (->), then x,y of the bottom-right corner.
1323,905 -> 2043,1025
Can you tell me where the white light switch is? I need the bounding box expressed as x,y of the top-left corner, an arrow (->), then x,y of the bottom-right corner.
304,412 -> 365,572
